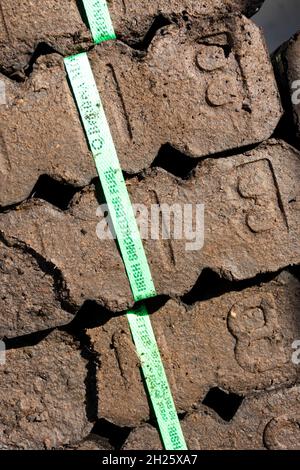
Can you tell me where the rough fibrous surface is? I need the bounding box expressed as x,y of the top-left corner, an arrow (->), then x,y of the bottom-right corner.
0,140 -> 298,320
0,54 -> 94,208
274,32 -> 300,142
107,0 -> 265,42
90,16 -> 281,173
0,234 -> 74,339
87,272 -> 300,426
0,16 -> 282,207
123,385 -> 300,450
0,1 -> 264,74
0,1 -> 299,452
0,330 -> 93,449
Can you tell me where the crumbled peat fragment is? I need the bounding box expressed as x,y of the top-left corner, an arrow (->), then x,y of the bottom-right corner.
123,385 -> 300,450
0,330 -> 93,450
274,32 -> 300,143
0,1 -> 264,74
0,16 -> 282,207
0,234 -> 74,339
0,140 -> 299,314
86,272 -> 300,427
67,434 -> 113,451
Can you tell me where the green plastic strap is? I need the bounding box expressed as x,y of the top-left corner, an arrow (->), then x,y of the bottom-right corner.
64,52 -> 187,450
64,53 -> 155,302
127,305 -> 187,450
82,0 -> 116,43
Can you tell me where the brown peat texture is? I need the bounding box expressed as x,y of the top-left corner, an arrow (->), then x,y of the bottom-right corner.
0,1 -> 299,451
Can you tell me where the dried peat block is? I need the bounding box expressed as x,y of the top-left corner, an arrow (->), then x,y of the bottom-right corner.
0,234 -> 74,339
0,17 -> 281,207
0,0 -> 264,74
0,54 -> 94,208
274,32 -> 300,142
89,15 -> 281,173
0,140 -> 299,318
0,330 -> 93,449
87,272 -> 300,426
123,385 -> 300,450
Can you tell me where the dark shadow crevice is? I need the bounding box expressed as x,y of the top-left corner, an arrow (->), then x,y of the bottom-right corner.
24,42 -> 57,78
202,387 -> 244,422
65,300 -> 122,332
151,142 -> 263,180
30,175 -> 79,210
288,265 -> 300,282
4,328 -> 53,350
91,419 -> 132,450
76,0 -> 89,30
200,141 -> 262,163
130,15 -> 172,51
66,296 -> 169,334
151,144 -> 199,179
0,200 -> 23,214
60,320 -> 100,424
73,328 -> 99,424
181,267 -> 285,305
271,48 -> 300,151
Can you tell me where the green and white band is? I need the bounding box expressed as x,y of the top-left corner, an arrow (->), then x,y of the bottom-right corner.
64,53 -> 156,302
65,1 -> 187,450
82,0 -> 116,43
127,305 -> 187,450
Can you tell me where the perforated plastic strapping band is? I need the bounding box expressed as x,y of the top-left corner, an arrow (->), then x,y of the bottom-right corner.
64,10 -> 187,449
82,0 -> 116,43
